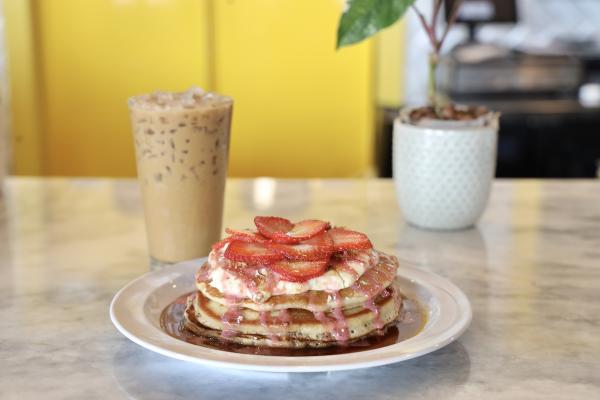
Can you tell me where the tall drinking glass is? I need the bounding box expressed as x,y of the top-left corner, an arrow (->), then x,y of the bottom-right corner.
128,87 -> 233,268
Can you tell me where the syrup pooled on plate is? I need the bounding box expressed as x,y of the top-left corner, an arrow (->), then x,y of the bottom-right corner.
160,291 -> 426,357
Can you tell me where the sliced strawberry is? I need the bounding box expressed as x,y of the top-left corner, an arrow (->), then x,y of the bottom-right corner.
256,218 -> 329,244
224,240 -> 284,264
270,260 -> 328,282
212,238 -> 232,251
224,228 -> 269,243
303,231 -> 334,247
273,232 -> 333,261
328,227 -> 372,252
283,219 -> 330,242
254,216 -> 294,240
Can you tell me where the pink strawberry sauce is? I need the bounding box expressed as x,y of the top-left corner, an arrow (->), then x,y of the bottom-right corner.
362,298 -> 383,330
258,311 -> 280,342
220,306 -> 243,339
220,294 -> 243,339
329,290 -> 350,342
306,290 -> 349,342
277,308 -> 291,326
257,307 -> 294,342
195,263 -> 211,283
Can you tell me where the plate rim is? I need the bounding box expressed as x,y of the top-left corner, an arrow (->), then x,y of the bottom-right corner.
110,258 -> 472,373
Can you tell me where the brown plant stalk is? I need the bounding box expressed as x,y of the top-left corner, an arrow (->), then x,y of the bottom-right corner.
412,0 -> 464,111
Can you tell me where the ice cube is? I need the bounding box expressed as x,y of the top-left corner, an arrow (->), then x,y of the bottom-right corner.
180,86 -> 204,107
154,91 -> 173,106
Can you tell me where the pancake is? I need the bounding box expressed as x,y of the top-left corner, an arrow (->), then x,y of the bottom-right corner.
183,307 -> 400,349
181,218 -> 405,349
183,280 -> 403,348
197,252 -> 399,312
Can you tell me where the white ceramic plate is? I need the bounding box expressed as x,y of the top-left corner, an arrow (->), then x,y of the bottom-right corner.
110,258 -> 471,373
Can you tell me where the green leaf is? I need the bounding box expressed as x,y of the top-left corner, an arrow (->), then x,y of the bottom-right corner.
337,0 -> 415,48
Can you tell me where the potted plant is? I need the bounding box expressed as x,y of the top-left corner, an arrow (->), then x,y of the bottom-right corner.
338,0 -> 499,230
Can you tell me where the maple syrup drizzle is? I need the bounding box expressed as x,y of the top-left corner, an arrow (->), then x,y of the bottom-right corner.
305,253 -> 401,344
331,250 -> 379,290
347,254 -> 397,331
333,260 -> 360,281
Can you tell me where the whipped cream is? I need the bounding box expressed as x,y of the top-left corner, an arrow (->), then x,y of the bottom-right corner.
205,244 -> 379,302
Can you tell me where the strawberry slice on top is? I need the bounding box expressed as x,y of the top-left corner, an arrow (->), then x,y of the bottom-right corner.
254,216 -> 329,244
224,240 -> 284,264
269,260 -> 328,282
211,237 -> 231,252
254,216 -> 294,240
224,228 -> 269,243
328,227 -> 372,252
285,220 -> 330,242
273,231 -> 333,261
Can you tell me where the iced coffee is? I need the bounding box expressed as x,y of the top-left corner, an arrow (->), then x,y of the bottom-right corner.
128,87 -> 233,264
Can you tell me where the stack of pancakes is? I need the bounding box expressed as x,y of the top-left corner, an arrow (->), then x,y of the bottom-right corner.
184,218 -> 403,348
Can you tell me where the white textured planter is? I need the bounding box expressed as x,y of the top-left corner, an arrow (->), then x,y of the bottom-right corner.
393,112 -> 499,230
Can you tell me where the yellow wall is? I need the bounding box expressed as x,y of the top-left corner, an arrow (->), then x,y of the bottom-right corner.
34,0 -> 211,177
4,0 -> 404,177
3,0 -> 43,174
375,19 -> 406,108
213,0 -> 373,177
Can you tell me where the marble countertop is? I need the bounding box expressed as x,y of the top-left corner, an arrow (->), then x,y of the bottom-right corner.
1,178 -> 599,399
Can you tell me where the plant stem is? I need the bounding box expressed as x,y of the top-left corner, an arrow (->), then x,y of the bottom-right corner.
440,0 -> 465,49
428,52 -> 439,110
416,0 -> 463,111
431,0 -> 442,38
412,6 -> 437,51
